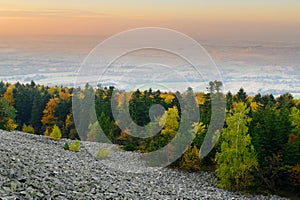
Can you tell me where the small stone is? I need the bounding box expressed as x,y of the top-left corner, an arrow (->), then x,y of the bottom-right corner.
17,177 -> 27,183
36,192 -> 44,198
2,186 -> 11,192
20,191 -> 27,195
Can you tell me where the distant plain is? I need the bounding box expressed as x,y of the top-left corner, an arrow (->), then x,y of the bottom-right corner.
1,35 -> 299,97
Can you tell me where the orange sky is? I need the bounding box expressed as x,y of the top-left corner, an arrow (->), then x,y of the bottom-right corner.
1,1 -> 300,41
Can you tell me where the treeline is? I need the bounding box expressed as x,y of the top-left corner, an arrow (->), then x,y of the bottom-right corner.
0,80 -> 299,195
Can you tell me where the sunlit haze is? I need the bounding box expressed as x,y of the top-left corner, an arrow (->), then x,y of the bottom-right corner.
1,0 -> 300,42
1,1 -> 300,96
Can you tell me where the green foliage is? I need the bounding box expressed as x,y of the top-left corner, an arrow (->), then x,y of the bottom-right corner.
159,106 -> 179,136
291,163 -> 300,187
1,81 -> 300,194
69,139 -> 80,152
145,106 -> 180,153
250,102 -> 289,166
290,107 -> 300,136
226,92 -> 233,111
283,133 -> 300,166
122,143 -> 137,151
0,97 -> 17,131
49,125 -> 62,140
30,91 -> 48,134
13,85 -> 35,127
98,112 -> 114,141
234,88 -> 247,103
216,102 -> 258,191
255,154 -> 295,192
64,142 -> 69,150
96,146 -> 111,160
22,124 -> 35,134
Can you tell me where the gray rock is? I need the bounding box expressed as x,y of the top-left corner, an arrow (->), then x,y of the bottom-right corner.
0,130 -> 288,199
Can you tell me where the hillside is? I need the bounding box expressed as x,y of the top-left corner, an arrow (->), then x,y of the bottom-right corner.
0,130 -> 286,199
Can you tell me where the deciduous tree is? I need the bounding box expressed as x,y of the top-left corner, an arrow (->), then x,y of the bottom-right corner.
216,102 -> 258,190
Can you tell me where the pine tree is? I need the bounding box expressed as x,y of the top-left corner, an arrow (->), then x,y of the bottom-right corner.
216,102 -> 258,190
13,85 -> 34,127
226,91 -> 233,111
250,102 -> 289,166
0,81 -> 6,95
235,88 -> 247,103
30,90 -> 50,134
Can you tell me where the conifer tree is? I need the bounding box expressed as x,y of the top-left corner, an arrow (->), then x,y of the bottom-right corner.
30,90 -> 50,134
13,85 -> 34,127
0,97 -> 17,131
283,107 -> 300,165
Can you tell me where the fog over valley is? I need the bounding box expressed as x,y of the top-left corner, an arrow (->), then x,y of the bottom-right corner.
1,35 -> 300,97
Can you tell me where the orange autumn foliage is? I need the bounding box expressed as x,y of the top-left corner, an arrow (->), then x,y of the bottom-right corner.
41,98 -> 59,126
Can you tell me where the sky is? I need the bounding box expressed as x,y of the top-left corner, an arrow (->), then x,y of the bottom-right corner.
1,0 -> 300,41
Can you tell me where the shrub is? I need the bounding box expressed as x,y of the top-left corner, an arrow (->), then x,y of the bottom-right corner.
64,142 -> 69,150
49,125 -> 62,141
4,118 -> 18,131
122,143 -> 137,151
44,128 -> 50,137
96,146 -> 111,160
69,139 -> 80,152
291,163 -> 300,187
179,146 -> 201,171
22,124 -> 35,134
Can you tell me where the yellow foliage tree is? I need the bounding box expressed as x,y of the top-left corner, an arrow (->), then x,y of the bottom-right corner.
159,106 -> 179,136
195,92 -> 205,105
59,91 -> 71,101
41,98 -> 59,127
3,84 -> 15,107
160,92 -> 175,104
216,102 -> 258,190
49,125 -> 62,140
250,102 -> 263,113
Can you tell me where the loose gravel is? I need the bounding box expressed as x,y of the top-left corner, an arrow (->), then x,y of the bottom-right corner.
0,130 -> 287,199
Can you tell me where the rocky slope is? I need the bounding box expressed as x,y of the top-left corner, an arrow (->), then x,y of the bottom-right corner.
0,130 -> 286,199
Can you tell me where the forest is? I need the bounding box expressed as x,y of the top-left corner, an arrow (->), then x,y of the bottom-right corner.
0,80 -> 299,196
